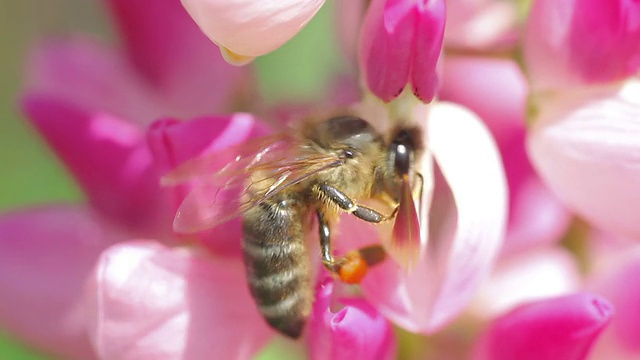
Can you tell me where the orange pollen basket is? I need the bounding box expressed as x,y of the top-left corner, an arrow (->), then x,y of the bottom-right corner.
338,251 -> 369,284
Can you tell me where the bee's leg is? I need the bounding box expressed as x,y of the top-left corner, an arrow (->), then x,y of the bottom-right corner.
317,209 -> 387,284
317,184 -> 395,223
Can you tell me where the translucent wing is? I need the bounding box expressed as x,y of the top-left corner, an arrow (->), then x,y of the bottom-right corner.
163,133 -> 344,233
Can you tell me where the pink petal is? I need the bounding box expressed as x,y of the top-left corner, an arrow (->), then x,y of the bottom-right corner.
426,102 -> 508,329
307,279 -> 396,360
440,56 -> 571,253
0,206 -> 123,359
106,0 -> 251,113
590,251 -> 640,354
444,0 -> 519,51
147,114 -> 270,255
85,241 -> 272,359
408,0 -> 446,103
525,0 -> 640,90
22,96 -> 171,235
24,38 -> 161,125
472,247 -> 581,319
472,293 -> 613,360
528,81 -> 640,239
359,0 -> 445,102
180,0 -> 325,58
358,103 -> 507,333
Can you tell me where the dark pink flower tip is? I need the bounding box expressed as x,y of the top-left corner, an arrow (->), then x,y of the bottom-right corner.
473,293 -> 614,360
592,256 -> 640,352
106,0 -> 250,107
360,0 -> 446,102
21,95 -> 171,235
85,241 -> 272,359
307,279 -> 396,360
0,205 -> 125,360
147,113 -> 270,255
525,0 -> 640,90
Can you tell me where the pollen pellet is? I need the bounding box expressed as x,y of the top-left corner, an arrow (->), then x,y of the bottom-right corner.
338,252 -> 369,284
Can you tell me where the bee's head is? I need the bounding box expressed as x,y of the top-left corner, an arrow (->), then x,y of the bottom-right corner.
307,115 -> 384,158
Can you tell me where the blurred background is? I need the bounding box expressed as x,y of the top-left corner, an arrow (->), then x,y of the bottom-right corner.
0,0 -> 342,358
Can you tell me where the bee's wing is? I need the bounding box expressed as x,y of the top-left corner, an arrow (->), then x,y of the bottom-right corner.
384,175 -> 422,271
161,133 -> 295,186
168,136 -> 344,234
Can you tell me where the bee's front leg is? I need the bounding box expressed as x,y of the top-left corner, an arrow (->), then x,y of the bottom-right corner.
316,183 -> 396,223
317,209 -> 386,284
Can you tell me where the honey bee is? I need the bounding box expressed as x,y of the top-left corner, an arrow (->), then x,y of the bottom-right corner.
163,114 -> 423,338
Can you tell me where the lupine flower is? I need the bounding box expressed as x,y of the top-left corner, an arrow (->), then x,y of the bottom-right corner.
525,0 -> 640,240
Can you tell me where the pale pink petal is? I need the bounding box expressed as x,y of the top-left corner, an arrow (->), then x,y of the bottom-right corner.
85,241 -> 272,359
335,0 -> 366,64
471,247 -> 581,319
22,96 -> 171,235
444,0 -> 519,51
358,103 -> 507,333
0,206 -> 123,360
528,81 -> 640,239
472,293 -> 613,360
147,114 -> 270,255
181,0 -> 325,58
107,0 -> 251,114
359,0 -> 445,102
440,56 -> 570,253
525,0 -> 640,91
307,279 -> 396,360
426,102 -> 508,329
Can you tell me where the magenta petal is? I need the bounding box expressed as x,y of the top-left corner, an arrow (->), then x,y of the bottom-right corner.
525,0 -> 640,90
472,293 -> 613,360
107,0 -> 249,113
22,96 -> 170,234
359,0 -> 413,102
25,38 -> 162,125
360,0 -> 445,102
147,114 -> 270,255
0,206 -> 122,360
409,0 -> 446,102
308,279 -> 396,360
86,241 -> 272,359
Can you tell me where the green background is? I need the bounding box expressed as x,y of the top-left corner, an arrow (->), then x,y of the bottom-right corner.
0,0 -> 342,358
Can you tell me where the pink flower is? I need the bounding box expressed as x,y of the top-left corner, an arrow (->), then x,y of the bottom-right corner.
180,0 -> 325,63
359,0 -> 446,102
472,293 -> 614,360
1,0 -> 264,357
525,0 -> 640,241
440,55 -> 571,254
525,0 -> 640,91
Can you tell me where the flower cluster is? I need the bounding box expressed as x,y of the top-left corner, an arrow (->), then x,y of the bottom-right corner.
1,0 -> 639,359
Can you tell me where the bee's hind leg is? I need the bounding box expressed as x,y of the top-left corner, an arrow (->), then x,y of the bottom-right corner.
317,210 -> 386,284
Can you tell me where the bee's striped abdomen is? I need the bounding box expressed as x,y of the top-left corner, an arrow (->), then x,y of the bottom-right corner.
242,198 -> 312,338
